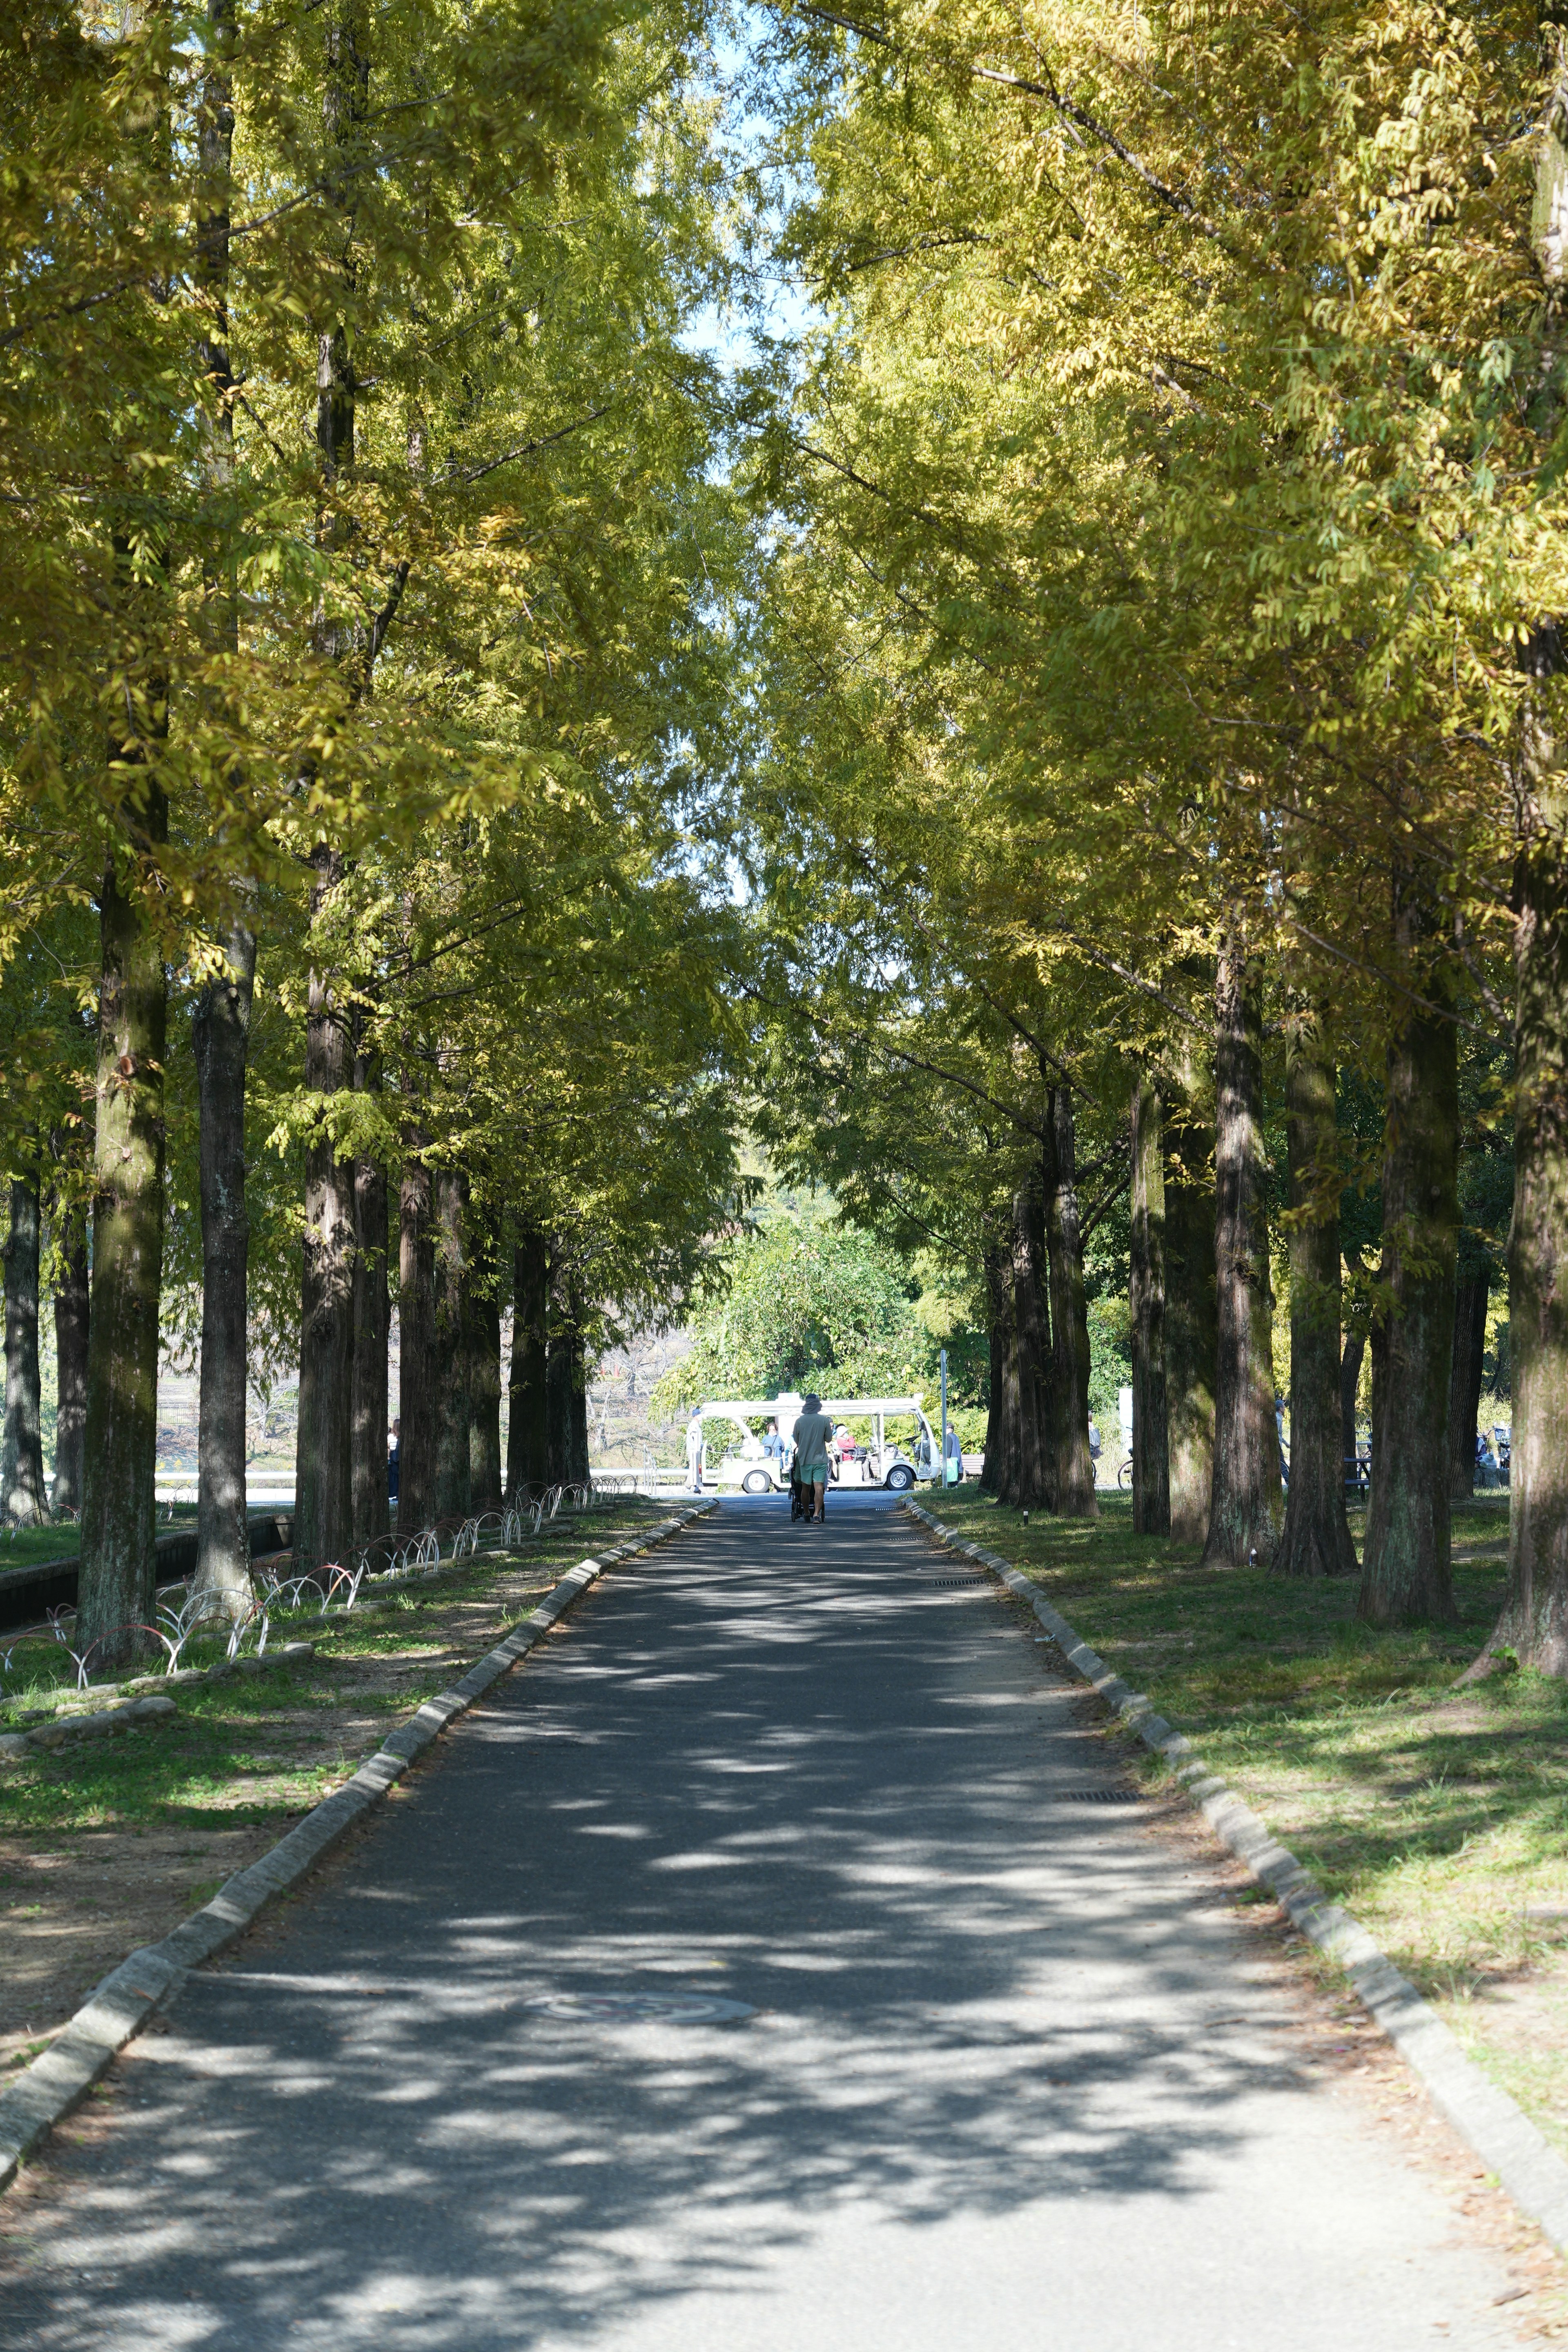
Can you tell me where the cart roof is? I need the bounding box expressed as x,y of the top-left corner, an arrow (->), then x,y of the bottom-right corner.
694,1396 -> 930,1421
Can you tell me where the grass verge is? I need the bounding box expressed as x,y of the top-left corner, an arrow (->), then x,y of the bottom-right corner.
924,1487 -> 1568,2164
0,1499 -> 667,2072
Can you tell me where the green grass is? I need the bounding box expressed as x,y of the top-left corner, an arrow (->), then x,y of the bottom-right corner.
0,1502 -> 667,1841
927,1488 -> 1568,2158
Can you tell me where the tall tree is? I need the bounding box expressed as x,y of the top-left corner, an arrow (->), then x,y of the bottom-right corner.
507,1228 -> 548,1498
1203,935 -> 1281,1568
1359,886 -> 1459,1626
1274,1010 -> 1356,1578
2,1175 -> 45,1525
1129,1074 -> 1169,1535
192,920 -> 256,1613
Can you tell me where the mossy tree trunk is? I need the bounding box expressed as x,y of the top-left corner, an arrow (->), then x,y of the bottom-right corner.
1359,875 -> 1459,1626
1129,1074 -> 1169,1535
1275,1011 -> 1356,1578
1202,932 -> 1281,1567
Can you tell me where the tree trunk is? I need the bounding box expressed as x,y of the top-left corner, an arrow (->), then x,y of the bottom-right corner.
1202,933 -> 1282,1567
350,1146 -> 389,1548
544,1253 -> 574,1484
1498,732 -> 1568,1660
191,916 -> 256,1614
1340,1247 -> 1370,1488
1359,876 -> 1459,1626
1129,1074 -> 1170,1535
1487,76 -> 1568,1665
79,830 -> 168,1663
396,1147 -> 436,1535
294,849 -> 354,1577
1044,1087 -> 1098,1516
468,1210 -> 502,1512
188,0 -> 253,1614
568,1297 -> 591,1484
979,1232 -> 1009,1497
1165,1084 -> 1217,1545
1274,1012 -> 1357,1578
433,1166 -> 471,1521
1448,1268 -> 1490,1501
1011,1178 -> 1054,1510
2,1176 -> 45,1526
506,1227 -> 548,1498
50,1198 -> 89,1519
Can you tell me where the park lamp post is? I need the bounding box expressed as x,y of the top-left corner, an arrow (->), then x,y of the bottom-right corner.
940,1349 -> 949,1487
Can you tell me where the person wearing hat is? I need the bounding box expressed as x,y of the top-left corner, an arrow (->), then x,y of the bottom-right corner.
791,1392 -> 834,1523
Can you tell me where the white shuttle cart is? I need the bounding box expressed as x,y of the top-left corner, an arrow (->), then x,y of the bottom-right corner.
695,1395 -> 940,1494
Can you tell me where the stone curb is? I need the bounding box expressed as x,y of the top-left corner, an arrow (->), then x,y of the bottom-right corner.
902,1497 -> 1568,2255
0,1502 -> 714,2195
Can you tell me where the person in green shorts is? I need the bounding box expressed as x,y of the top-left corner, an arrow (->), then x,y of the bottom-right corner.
791,1392 -> 834,1523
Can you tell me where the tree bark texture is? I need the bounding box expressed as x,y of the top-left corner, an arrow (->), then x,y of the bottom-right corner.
1129,1075 -> 1169,1535
1359,880 -> 1460,1626
1202,935 -> 1282,1568
396,1149 -> 436,1535
979,1232 -> 1010,1497
568,1296 -> 590,1485
192,917 -> 256,1612
467,1210 -> 502,1512
544,1253 -> 573,1486
1499,757 -> 1568,1659
294,849 -> 354,1577
1488,91 -> 1568,1666
1274,1016 -> 1356,1578
434,1166 -> 471,1521
1011,1178 -> 1054,1510
2,1177 -> 45,1526
50,1199 -> 89,1519
1448,1269 -> 1490,1501
351,1152 -> 389,1548
1044,1088 -> 1098,1516
1165,1088 -> 1218,1545
506,1227 -> 548,1498
80,835 -> 168,1662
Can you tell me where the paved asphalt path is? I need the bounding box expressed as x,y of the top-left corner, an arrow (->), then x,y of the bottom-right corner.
0,1496 -> 1528,2350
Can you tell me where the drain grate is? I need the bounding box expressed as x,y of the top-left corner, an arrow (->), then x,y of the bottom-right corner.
930,1576 -> 991,1588
1054,1787 -> 1147,1806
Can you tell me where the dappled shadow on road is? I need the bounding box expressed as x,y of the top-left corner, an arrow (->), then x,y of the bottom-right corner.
3,1504 -> 1326,2350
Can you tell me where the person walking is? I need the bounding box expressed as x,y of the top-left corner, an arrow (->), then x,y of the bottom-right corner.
686,1411 -> 705,1495
791,1392 -> 834,1524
